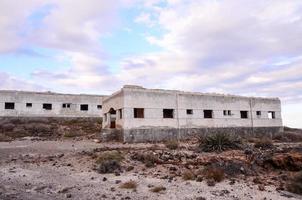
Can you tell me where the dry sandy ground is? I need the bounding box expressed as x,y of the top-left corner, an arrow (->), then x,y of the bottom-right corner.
0,139 -> 301,200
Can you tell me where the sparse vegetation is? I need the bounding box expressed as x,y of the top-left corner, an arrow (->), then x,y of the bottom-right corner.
273,132 -> 302,142
96,150 -> 124,164
95,150 -> 124,173
198,133 -> 243,152
286,171 -> 302,194
165,140 -> 179,150
119,180 -> 137,189
131,152 -> 158,168
204,166 -> 225,182
182,170 -> 195,180
254,138 -> 274,149
150,186 -> 166,193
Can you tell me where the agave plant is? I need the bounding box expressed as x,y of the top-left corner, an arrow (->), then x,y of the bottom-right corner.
198,133 -> 243,152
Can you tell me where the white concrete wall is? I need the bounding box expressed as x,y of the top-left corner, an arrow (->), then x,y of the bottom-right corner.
103,86 -> 282,129
0,90 -> 104,118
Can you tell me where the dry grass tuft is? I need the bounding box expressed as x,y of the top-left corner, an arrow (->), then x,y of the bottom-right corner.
182,170 -> 195,180
120,180 -> 137,189
96,150 -> 124,164
204,167 -> 225,182
150,186 -> 166,193
254,138 -> 274,149
165,140 -> 179,150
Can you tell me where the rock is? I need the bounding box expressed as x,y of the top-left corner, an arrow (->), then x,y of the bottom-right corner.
207,179 -> 215,187
97,160 -> 121,174
115,180 -> 121,184
103,177 -> 107,181
66,193 -> 72,198
229,179 -> 236,185
196,175 -> 203,182
93,139 -> 101,143
126,166 -> 134,171
258,185 -> 265,191
196,197 -> 206,200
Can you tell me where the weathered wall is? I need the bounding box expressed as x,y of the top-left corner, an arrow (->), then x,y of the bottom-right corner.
0,90 -> 105,118
120,86 -> 282,129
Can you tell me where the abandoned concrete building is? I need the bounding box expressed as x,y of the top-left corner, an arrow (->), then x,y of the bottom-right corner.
0,90 -> 105,118
0,86 -> 283,142
102,85 -> 283,142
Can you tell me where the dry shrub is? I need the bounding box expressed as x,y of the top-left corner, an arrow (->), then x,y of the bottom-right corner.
273,132 -> 302,142
204,167 -> 225,182
182,170 -> 195,180
0,134 -> 12,142
96,150 -> 124,164
254,138 -> 274,149
131,152 -> 158,168
165,140 -> 179,150
198,133 -> 243,152
95,150 -> 123,174
286,171 -> 302,194
150,186 -> 166,193
120,180 -> 137,189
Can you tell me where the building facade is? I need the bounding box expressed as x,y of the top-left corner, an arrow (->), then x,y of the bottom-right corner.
102,85 -> 283,142
0,90 -> 105,118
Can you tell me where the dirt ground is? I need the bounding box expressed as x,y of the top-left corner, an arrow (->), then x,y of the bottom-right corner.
1,138 -> 302,200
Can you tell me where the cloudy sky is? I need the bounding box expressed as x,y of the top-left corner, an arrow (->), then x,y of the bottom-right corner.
0,0 -> 301,127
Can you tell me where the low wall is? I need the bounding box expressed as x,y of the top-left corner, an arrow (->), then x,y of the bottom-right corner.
101,126 -> 284,143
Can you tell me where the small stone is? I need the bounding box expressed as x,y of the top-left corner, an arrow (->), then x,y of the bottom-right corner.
207,179 -> 215,187
103,177 -> 107,181
115,180 -> 121,184
66,193 -> 72,198
196,175 -> 203,182
258,185 -> 265,191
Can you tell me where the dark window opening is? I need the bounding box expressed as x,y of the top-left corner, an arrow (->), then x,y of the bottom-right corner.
240,111 -> 248,119
26,103 -> 32,108
80,104 -> 88,111
62,103 -> 71,108
134,108 -> 144,118
224,110 -> 232,116
5,102 -> 15,110
119,109 -> 122,119
256,111 -> 261,116
268,111 -> 275,119
97,105 -> 102,109
43,103 -> 52,110
204,110 -> 213,118
163,109 -> 174,118
187,109 -> 193,115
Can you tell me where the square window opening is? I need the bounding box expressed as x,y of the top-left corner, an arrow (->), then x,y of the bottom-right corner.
223,110 -> 227,116
240,111 -> 248,119
268,111 -> 275,119
187,109 -> 193,115
62,103 -> 71,108
134,108 -> 144,118
204,110 -> 213,118
256,111 -> 261,117
228,110 -> 232,115
5,102 -> 15,110
80,104 -> 88,111
163,109 -> 174,118
43,103 -> 52,110
26,103 -> 32,108
97,105 -> 102,109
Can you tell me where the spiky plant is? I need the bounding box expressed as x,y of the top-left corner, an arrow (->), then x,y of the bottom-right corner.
199,133 -> 243,152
